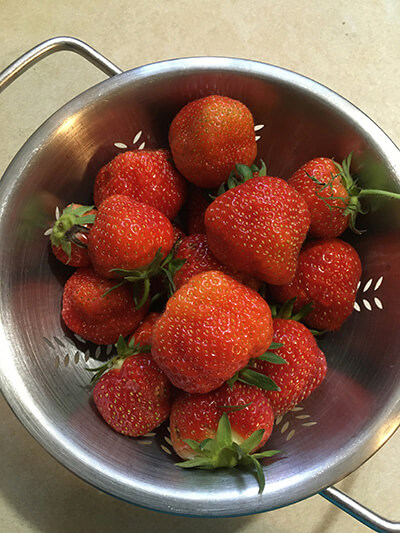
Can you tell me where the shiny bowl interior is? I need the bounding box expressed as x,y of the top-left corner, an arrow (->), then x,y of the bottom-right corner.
0,57 -> 399,517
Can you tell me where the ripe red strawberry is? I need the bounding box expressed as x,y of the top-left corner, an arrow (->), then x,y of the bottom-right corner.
92,336 -> 171,437
129,312 -> 161,347
87,194 -> 174,284
62,266 -> 148,345
152,270 -> 273,394
48,203 -> 96,266
289,153 -> 400,238
168,95 -> 257,188
268,239 -> 362,331
94,149 -> 187,220
170,382 -> 278,492
252,318 -> 327,416
205,176 -> 311,285
173,233 -> 260,290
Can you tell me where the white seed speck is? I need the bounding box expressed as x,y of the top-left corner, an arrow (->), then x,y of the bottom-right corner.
362,299 -> 372,311
275,415 -> 283,425
161,445 -> 172,455
286,429 -> 296,441
302,422 -> 317,427
374,297 -> 383,310
138,141 -> 146,150
354,301 -> 361,312
114,142 -> 128,149
254,124 -> 265,131
295,415 -> 311,419
374,276 -> 384,291
43,228 -> 53,236
281,421 -> 290,434
55,207 -> 60,220
255,135 -> 261,141
95,345 -> 102,359
290,406 -> 304,412
363,279 -> 373,292
137,440 -> 152,445
133,131 -> 143,144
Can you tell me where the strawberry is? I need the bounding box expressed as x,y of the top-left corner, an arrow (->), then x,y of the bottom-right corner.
205,175 -> 311,285
251,318 -> 327,416
47,203 -> 96,266
151,270 -> 273,394
91,335 -> 171,437
168,95 -> 257,188
173,233 -> 260,291
129,312 -> 161,347
289,153 -> 400,237
87,195 -> 175,305
170,382 -> 278,492
268,238 -> 362,331
93,149 -> 187,220
62,266 -> 148,345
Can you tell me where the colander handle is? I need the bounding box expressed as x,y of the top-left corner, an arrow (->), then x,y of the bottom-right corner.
320,486 -> 400,532
0,36 -> 122,92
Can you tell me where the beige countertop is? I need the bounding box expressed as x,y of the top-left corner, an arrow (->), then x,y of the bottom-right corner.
1,2 -> 399,532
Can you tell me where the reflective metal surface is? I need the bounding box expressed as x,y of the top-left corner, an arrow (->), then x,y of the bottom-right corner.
0,50 -> 399,518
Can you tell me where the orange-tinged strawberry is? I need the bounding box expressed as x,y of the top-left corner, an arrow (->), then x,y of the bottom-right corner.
62,266 -> 148,345
268,239 -> 362,331
205,176 -> 310,285
169,95 -> 257,188
94,149 -> 187,220
151,270 -> 273,394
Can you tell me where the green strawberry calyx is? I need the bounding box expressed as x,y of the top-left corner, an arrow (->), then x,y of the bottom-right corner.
86,334 -> 151,384
270,297 -> 313,322
310,152 -> 400,234
227,340 -> 287,391
213,160 -> 267,197
47,204 -> 96,260
270,298 -> 327,336
109,246 -> 186,309
176,412 -> 280,493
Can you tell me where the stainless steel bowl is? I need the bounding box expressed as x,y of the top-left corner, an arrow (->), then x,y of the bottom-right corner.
0,37 -> 399,531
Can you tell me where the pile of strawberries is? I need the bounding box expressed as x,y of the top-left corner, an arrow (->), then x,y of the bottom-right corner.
48,94 -> 395,491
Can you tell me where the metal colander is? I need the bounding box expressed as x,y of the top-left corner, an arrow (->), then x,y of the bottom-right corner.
0,37 -> 399,532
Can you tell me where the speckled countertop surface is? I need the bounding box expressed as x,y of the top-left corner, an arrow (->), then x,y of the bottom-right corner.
0,2 -> 399,532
